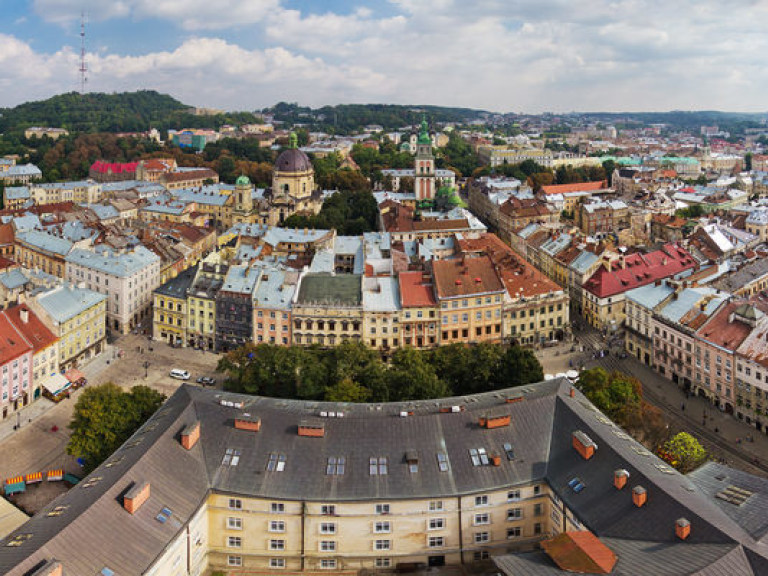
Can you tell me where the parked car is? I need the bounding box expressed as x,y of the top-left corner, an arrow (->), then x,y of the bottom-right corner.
169,369 -> 190,380
196,376 -> 216,386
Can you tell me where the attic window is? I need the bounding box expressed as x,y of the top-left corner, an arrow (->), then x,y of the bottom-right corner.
222,448 -> 241,467
326,456 -> 346,476
568,477 -> 586,493
503,442 -> 515,460
470,447 -> 490,466
370,457 -> 388,476
156,507 -> 173,524
267,453 -> 286,472
406,450 -> 419,473
436,452 -> 450,472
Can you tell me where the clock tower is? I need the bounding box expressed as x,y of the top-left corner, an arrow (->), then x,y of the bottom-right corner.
414,117 -> 436,201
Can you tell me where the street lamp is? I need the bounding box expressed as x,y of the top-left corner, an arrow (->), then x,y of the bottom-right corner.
144,361 -> 150,378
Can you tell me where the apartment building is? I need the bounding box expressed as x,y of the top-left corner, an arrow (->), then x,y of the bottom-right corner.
398,271 -> 439,348
253,267 -> 297,346
215,265 -> 260,352
3,379 -> 767,574
362,276 -> 400,352
31,284 -> 106,371
65,246 -> 161,334
292,274 -> 363,347
14,230 -> 76,278
153,266 -> 197,347
29,180 -> 102,205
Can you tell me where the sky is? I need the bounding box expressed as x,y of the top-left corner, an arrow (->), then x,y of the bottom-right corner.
1,0 -> 767,113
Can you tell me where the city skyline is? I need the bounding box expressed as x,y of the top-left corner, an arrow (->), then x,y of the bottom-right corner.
1,1 -> 767,113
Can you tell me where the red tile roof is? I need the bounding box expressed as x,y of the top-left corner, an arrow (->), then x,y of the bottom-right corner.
583,243 -> 697,298
697,301 -> 762,351
0,313 -> 32,366
541,180 -> 607,195
4,305 -> 57,354
541,531 -> 617,574
90,161 -> 138,174
163,169 -> 218,183
432,255 -> 504,299
398,271 -> 437,308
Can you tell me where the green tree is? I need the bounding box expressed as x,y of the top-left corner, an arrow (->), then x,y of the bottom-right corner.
577,367 -> 642,425
663,432 -> 707,473
387,347 -> 447,401
67,383 -> 165,474
324,377 -> 371,403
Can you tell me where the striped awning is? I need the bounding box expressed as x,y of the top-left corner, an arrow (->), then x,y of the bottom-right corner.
4,476 -> 23,485
25,472 -> 42,484
46,469 -> 64,481
65,369 -> 86,383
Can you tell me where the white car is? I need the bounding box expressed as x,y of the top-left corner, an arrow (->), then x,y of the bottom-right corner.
169,369 -> 190,380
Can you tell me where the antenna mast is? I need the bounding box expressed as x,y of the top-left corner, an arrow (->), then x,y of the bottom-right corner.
79,11 -> 88,94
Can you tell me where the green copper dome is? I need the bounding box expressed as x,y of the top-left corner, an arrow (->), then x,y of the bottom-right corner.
236,175 -> 251,186
417,117 -> 431,145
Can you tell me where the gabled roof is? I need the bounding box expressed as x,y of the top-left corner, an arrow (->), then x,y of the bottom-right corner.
398,270 -> 436,308
4,305 -> 57,353
541,180 -> 608,195
541,531 -> 617,574
432,255 -> 504,299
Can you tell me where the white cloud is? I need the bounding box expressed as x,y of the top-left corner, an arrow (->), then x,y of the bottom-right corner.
15,0 -> 768,111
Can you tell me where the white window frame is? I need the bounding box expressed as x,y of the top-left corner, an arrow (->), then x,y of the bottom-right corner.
227,517 -> 243,530
374,521 -> 391,534
227,536 -> 242,548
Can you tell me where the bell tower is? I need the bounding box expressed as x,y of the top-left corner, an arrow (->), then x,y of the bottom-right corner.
235,174 -> 253,213
414,116 -> 436,200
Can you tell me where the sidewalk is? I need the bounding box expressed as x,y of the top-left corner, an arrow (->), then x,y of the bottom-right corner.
0,343 -> 117,445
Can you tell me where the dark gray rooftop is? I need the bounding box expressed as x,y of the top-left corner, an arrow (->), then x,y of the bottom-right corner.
3,379 -> 768,574
296,273 -> 362,307
152,265 -> 197,299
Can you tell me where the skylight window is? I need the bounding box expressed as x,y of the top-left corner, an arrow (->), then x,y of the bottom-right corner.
222,448 -> 241,466
267,453 -> 286,472
469,447 -> 489,466
370,457 -> 388,475
503,442 -> 515,461
437,452 -> 450,472
326,456 -> 346,475
568,477 -> 586,493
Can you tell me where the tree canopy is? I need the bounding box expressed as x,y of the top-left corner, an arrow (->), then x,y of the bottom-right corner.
67,383 -> 166,474
217,341 -> 543,402
281,188 -> 378,235
661,432 -> 707,473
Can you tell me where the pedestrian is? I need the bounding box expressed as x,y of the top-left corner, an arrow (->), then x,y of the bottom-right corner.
681,403 -> 685,412
714,427 -> 719,433
737,438 -> 741,445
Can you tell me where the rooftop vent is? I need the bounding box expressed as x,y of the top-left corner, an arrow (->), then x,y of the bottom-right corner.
29,560 -> 63,576
180,421 -> 200,450
124,481 -> 150,515
632,485 -> 647,508
572,431 -> 598,460
234,415 -> 261,432
716,485 -> 753,506
675,518 -> 691,540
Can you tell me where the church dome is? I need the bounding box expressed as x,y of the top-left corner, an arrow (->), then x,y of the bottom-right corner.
275,148 -> 312,173
235,175 -> 251,186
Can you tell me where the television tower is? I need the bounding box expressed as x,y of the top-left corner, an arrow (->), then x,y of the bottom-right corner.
79,11 -> 88,94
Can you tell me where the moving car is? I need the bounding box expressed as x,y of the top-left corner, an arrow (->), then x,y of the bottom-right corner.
196,376 -> 216,386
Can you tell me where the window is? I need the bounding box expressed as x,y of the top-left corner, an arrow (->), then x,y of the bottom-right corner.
475,495 -> 489,507
326,457 -> 346,475
374,521 -> 391,533
507,527 -> 522,539
320,522 -> 336,534
227,536 -> 242,548
321,505 -> 336,516
534,523 -> 542,535
474,551 -> 490,561
228,556 -> 243,567
474,513 -> 490,525
227,517 -> 243,530
369,457 -> 388,475
375,539 -> 391,550
270,558 -> 286,569
507,490 -> 520,502
470,447 -> 489,466
375,558 -> 391,568
270,521 -> 286,532
320,559 -> 337,570
375,504 -> 390,515
429,500 -> 444,511
267,453 -> 286,472
475,532 -> 490,543
534,503 -> 543,516
229,498 -> 242,510
270,539 -> 286,550
271,503 -> 285,514
533,485 -> 541,496
320,541 -> 336,552
436,453 -> 449,472
507,508 -> 522,520
429,518 -> 445,530
428,536 -> 444,548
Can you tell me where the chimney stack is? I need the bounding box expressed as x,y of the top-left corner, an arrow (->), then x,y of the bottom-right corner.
20,308 -> 29,324
180,421 -> 200,450
632,485 -> 647,507
614,469 -> 629,490
675,518 -> 691,540
124,481 -> 150,514
572,431 -> 597,460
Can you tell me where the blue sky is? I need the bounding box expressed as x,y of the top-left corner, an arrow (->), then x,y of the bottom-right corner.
1,1 -> 767,113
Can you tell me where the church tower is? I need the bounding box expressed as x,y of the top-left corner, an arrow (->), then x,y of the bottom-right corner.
235,174 -> 253,213
414,117 -> 436,201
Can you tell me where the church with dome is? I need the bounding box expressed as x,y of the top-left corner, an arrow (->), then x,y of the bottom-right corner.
231,132 -> 324,227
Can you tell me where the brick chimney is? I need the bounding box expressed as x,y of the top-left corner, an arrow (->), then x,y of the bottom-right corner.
676,517 -> 691,540
572,431 -> 597,460
19,308 -> 29,324
298,421 -> 325,437
632,485 -> 647,507
234,415 -> 261,432
180,421 -> 200,450
124,481 -> 150,514
614,469 -> 629,490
